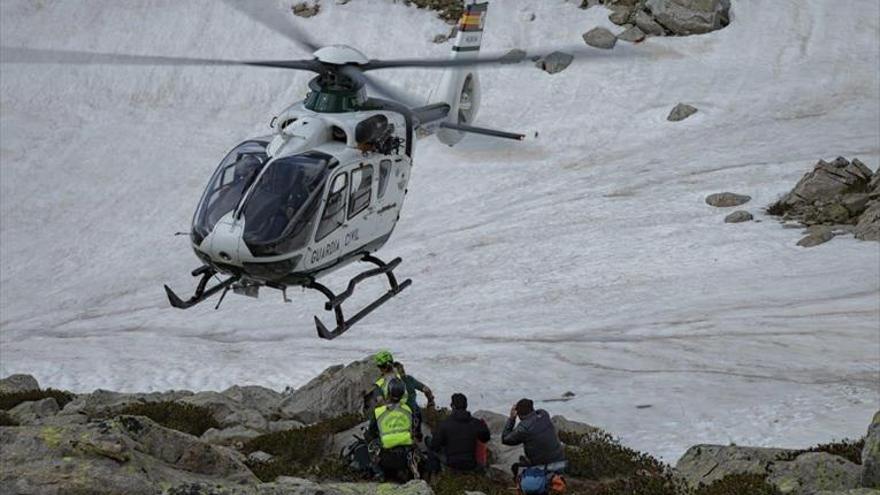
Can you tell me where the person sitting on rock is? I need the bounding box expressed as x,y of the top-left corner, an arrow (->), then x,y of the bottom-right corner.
366,377 -> 420,482
394,361 -> 434,439
502,398 -> 567,478
366,350 -> 408,410
429,393 -> 491,472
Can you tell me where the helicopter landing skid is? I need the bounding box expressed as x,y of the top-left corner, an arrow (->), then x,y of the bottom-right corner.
308,255 -> 412,340
164,265 -> 240,309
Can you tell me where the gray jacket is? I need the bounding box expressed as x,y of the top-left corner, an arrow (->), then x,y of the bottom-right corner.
501,409 -> 565,466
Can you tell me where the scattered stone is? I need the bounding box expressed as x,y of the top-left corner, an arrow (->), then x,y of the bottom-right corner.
433,33 -> 450,43
767,452 -> 861,494
645,0 -> 730,35
535,51 -> 574,74
0,374 -> 40,393
501,48 -> 527,64
668,102 -> 699,121
675,445 -> 798,488
618,25 -> 647,43
8,397 -> 59,425
562,391 -> 576,398
635,10 -> 667,35
277,357 -> 375,424
725,210 -> 754,223
609,6 -> 633,25
862,410 -> 880,488
797,229 -> 835,247
292,1 -> 320,18
583,27 -> 618,49
706,192 -> 751,207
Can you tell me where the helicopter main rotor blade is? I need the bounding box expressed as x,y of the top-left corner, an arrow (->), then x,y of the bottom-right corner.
361,45 -> 643,71
0,46 -> 322,72
219,0 -> 320,55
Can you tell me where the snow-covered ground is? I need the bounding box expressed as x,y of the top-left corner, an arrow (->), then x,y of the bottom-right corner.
1,0 -> 878,462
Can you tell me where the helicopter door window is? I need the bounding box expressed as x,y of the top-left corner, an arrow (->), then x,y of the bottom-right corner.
316,172 -> 348,241
348,164 -> 373,219
377,159 -> 392,199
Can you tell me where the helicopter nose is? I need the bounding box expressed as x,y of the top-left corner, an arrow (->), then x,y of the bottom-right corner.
205,215 -> 245,266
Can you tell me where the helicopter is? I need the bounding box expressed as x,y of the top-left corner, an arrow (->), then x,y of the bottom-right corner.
1,0 -> 615,339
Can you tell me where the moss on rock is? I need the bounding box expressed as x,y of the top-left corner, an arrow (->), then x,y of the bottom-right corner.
0,388 -> 75,411
113,401 -> 219,437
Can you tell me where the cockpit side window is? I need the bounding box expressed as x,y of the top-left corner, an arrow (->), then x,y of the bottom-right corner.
348,164 -> 373,219
316,172 -> 348,241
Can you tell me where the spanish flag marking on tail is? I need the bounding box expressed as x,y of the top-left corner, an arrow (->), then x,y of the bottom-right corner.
453,2 -> 488,52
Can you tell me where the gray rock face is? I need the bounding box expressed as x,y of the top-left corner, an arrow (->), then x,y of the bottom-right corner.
0,374 -> 40,393
635,10 -> 667,35
862,411 -> 880,488
179,391 -> 269,431
706,192 -> 751,207
675,445 -> 798,488
60,389 -> 193,417
767,452 -> 861,494
0,415 -> 256,495
221,385 -> 284,419
725,210 -> 754,223
618,25 -> 647,43
201,425 -> 262,447
535,51 -> 574,74
645,0 -> 730,35
797,229 -> 835,247
668,103 -> 699,121
855,201 -> 880,241
583,27 -> 618,49
782,158 -> 874,208
278,357 -> 376,424
8,397 -> 59,425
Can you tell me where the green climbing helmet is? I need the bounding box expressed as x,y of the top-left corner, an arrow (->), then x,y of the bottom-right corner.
374,350 -> 394,367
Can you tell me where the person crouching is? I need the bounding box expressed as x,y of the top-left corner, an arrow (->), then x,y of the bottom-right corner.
366,378 -> 419,482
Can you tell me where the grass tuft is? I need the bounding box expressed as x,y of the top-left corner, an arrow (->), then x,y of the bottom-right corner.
782,438 -> 865,465
113,401 -> 219,437
692,473 -> 780,495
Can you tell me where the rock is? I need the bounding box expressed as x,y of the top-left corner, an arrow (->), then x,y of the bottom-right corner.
179,391 -> 268,431
220,385 -> 283,418
618,25 -> 647,43
292,2 -> 320,18
0,415 -> 256,495
535,51 -> 574,74
472,410 -> 521,472
8,398 -> 59,425
201,425 -> 262,447
247,450 -> 274,464
725,210 -> 754,223
645,0 -> 730,36
267,419 -> 305,432
668,103 -> 699,121
705,192 -> 751,207
552,415 -> 600,436
797,229 -> 835,247
862,410 -> 880,488
635,10 -> 667,35
608,6 -> 633,25
843,194 -> 872,217
583,27 -> 618,49
0,374 -> 40,393
855,201 -> 880,241
433,33 -> 449,43
675,445 -> 798,488
767,452 -> 861,494
501,48 -> 527,64
815,489 -> 880,495
60,389 -> 193,417
780,158 -> 875,210
278,357 -> 376,424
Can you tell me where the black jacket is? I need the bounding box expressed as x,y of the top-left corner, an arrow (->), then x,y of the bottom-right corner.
429,409 -> 491,470
501,409 -> 565,466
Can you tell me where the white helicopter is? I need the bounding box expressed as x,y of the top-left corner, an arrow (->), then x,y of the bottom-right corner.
2,0 -> 611,339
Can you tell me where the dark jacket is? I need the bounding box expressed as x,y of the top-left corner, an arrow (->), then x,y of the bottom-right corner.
501,409 -> 565,466
429,409 -> 491,471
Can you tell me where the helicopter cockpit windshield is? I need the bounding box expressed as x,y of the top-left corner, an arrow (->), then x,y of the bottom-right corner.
240,151 -> 334,257
192,141 -> 269,246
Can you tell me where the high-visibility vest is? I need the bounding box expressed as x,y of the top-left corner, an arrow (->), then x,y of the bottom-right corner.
374,403 -> 414,449
375,373 -> 409,405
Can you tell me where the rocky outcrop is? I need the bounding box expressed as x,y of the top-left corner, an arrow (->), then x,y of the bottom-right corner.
278,357 -> 375,424
769,157 -> 879,245
706,192 -> 751,207
7,397 -> 59,425
862,411 -> 880,488
59,389 -> 194,417
768,452 -> 861,494
0,374 -> 40,393
668,103 -> 698,121
583,27 -> 618,49
646,0 -> 730,35
676,445 -> 798,487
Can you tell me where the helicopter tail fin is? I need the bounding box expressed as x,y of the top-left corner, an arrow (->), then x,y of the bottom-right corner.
432,0 -> 487,146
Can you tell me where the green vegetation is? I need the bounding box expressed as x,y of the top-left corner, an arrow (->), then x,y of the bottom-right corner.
0,388 -> 75,411
692,473 -> 780,495
782,438 -> 865,465
114,401 -> 219,437
0,410 -> 19,426
561,430 -> 671,482
243,413 -> 363,482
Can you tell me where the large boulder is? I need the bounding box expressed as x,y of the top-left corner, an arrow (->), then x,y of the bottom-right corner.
779,158 -> 874,210
0,374 -> 40,393
278,357 -> 375,424
220,385 -> 284,419
645,0 -> 730,35
178,391 -> 268,431
862,411 -> 880,488
668,103 -> 698,121
706,192 -> 751,207
854,201 -> 880,241
8,397 -> 59,425
60,389 -> 193,417
583,27 -> 618,49
535,51 -> 574,74
675,444 -> 798,488
767,452 -> 861,494
0,415 -> 257,495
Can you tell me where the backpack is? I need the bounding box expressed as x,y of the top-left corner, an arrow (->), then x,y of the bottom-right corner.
341,436 -> 373,476
518,467 -> 549,495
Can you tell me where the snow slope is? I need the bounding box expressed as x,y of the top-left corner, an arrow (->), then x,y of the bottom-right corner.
1,0 -> 878,461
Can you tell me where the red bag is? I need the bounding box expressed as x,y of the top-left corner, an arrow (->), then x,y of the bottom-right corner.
475,419 -> 489,466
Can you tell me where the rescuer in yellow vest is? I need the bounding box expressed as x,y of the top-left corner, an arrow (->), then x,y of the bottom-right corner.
368,350 -> 409,408
366,377 -> 420,481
